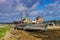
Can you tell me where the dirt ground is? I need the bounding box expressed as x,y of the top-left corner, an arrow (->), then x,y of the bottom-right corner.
1,30 -> 41,40
1,30 -> 60,40
28,30 -> 60,40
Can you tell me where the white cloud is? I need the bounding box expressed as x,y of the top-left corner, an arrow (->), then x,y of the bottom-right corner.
44,1 -> 60,16
28,1 -> 60,18
17,3 -> 28,11
31,2 -> 39,10
0,0 -> 60,22
30,1 -> 60,17
0,0 -> 7,3
49,11 -> 54,14
30,10 -> 39,16
16,0 -> 21,3
39,10 -> 44,13
28,0 -> 32,2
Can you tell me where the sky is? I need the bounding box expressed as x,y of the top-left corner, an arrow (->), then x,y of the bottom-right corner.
0,0 -> 60,22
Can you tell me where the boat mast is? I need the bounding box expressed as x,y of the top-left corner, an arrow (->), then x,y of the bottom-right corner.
26,11 -> 28,18
20,11 -> 23,20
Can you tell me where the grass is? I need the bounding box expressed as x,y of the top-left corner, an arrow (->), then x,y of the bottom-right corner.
0,25 -> 12,38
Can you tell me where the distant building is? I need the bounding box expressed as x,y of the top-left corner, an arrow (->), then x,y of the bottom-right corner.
36,16 -> 43,24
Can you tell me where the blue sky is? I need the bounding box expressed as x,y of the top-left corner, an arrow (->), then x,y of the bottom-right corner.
0,0 -> 60,22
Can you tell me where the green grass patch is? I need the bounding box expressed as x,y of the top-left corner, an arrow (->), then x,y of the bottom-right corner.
0,25 -> 12,38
